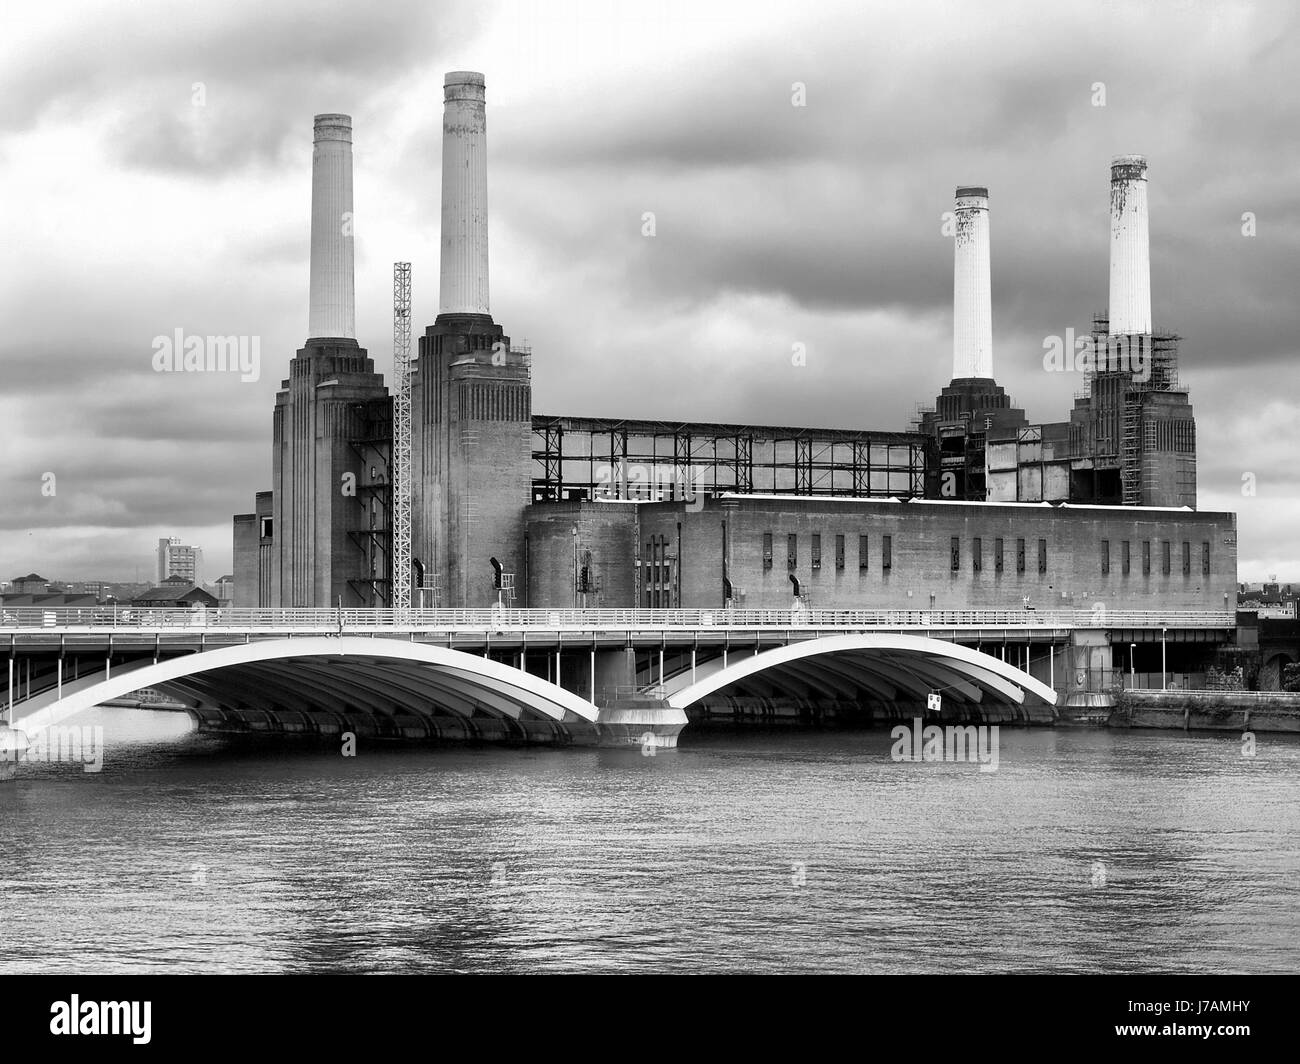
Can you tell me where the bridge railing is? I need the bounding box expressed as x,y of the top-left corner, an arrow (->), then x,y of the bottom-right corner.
0,605 -> 1237,631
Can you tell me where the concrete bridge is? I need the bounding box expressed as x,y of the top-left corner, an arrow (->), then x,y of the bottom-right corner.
0,607 -> 1234,766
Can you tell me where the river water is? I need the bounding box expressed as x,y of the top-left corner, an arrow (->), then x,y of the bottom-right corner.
1,707 -> 1297,973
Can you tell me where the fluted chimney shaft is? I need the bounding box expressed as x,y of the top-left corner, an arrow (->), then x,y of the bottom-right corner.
308,114 -> 356,341
1108,154 -> 1152,336
439,72 -> 490,316
953,186 -> 993,380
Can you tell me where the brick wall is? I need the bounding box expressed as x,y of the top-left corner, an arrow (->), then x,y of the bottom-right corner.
526,501 -> 639,607
525,495 -> 1238,611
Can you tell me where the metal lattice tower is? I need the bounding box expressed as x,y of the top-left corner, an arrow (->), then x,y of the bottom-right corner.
391,263 -> 412,609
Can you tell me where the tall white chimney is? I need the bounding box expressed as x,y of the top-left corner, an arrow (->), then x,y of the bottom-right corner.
1108,154 -> 1152,336
952,186 -> 993,380
308,113 -> 356,341
439,71 -> 490,317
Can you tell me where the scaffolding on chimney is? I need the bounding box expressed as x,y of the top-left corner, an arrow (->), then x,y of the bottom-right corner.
1085,325 -> 1182,506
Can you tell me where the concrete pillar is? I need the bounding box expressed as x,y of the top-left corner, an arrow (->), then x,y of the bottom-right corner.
593,649 -> 636,705
1108,155 -> 1151,335
953,186 -> 993,380
1066,629 -> 1114,708
439,72 -> 490,316
0,725 -> 25,782
308,114 -> 356,341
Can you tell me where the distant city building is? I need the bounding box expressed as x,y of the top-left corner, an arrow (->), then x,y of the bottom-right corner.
1237,582 -> 1298,620
157,537 -> 203,585
1,593 -> 98,608
62,581 -> 107,598
9,573 -> 50,595
132,583 -> 219,609
100,582 -> 152,605
213,574 -> 235,606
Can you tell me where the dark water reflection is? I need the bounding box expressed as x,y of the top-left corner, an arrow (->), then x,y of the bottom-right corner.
1,708 -> 1297,973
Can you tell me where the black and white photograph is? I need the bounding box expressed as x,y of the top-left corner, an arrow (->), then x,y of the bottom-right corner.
0,0 -> 1295,1034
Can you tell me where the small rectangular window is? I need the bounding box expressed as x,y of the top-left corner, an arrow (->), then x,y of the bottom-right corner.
859,534 -> 869,571
995,538 -> 1004,573
835,534 -> 845,571
788,533 -> 797,572
1122,540 -> 1131,576
1038,539 -> 1047,574
1182,541 -> 1191,576
1016,538 -> 1026,573
1162,541 -> 1171,575
1102,539 -> 1110,575
811,534 -> 822,570
1202,541 -> 1210,576
950,536 -> 960,571
973,537 -> 982,573
1143,540 -> 1151,575
882,535 -> 892,571
762,532 -> 772,571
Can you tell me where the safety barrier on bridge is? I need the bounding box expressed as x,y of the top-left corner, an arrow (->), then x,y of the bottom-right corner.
0,606 -> 1237,631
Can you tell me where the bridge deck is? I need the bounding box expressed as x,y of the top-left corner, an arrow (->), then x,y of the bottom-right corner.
0,606 -> 1236,634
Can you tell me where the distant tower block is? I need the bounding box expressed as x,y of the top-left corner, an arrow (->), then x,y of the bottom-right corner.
1108,155 -> 1152,336
308,113 -> 356,341
952,186 -> 993,380
439,72 -> 490,318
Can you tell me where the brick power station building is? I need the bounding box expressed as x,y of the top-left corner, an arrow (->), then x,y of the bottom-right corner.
233,73 -> 1235,615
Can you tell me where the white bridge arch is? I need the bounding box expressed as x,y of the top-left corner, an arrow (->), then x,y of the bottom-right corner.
12,637 -> 601,741
662,634 -> 1059,711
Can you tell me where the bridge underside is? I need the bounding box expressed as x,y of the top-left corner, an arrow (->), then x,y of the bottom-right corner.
11,638 -> 604,745
153,659 -> 593,742
663,635 -> 1059,724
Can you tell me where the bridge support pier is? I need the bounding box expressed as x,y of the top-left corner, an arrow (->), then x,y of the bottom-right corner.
1064,629 -> 1115,714
0,724 -> 27,782
591,649 -> 687,748
593,648 -> 637,701
595,697 -> 688,750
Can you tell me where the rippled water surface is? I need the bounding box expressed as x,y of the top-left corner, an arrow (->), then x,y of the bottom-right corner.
1,707 -> 1297,973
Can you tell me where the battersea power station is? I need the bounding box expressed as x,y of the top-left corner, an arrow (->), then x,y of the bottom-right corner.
233,72 -> 1236,616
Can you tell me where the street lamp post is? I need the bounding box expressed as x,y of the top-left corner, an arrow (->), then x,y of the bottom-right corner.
1161,628 -> 1167,691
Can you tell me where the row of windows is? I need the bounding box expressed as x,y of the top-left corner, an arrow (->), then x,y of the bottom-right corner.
644,536 -> 672,607
456,382 -> 529,422
763,532 -> 895,572
1101,539 -> 1210,576
1148,419 -> 1196,455
956,537 -> 1045,574
759,533 -> 1213,578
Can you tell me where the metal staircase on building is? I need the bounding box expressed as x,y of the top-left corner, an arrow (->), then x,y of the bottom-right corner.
1121,398 -> 1142,506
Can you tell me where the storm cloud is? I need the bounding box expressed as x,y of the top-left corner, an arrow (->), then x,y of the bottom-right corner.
1,0 -> 1296,581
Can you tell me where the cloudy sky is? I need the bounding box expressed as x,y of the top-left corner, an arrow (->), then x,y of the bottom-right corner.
1,0 -> 1296,583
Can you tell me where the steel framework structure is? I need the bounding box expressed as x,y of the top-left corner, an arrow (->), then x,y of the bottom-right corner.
531,416 -> 928,503
391,263 -> 412,609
